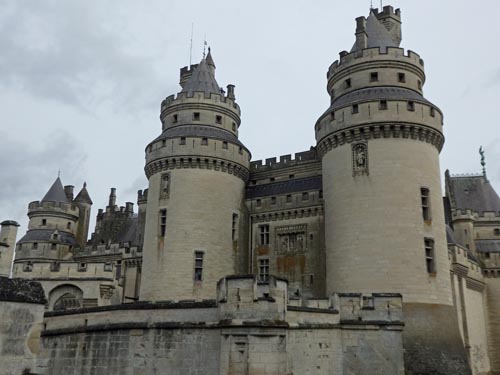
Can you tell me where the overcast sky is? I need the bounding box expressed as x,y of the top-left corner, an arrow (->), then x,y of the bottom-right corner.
1,0 -> 500,237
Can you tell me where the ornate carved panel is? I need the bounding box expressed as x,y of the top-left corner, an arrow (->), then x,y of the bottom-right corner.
159,172 -> 171,200
352,142 -> 369,176
275,224 -> 307,254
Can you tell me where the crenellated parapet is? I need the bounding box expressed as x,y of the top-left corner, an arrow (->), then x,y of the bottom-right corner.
250,149 -> 319,172
28,200 -> 79,220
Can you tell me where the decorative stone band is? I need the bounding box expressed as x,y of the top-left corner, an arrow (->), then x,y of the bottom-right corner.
317,122 -> 444,158
145,156 -> 250,181
466,277 -> 485,293
251,205 -> 323,223
124,258 -> 142,267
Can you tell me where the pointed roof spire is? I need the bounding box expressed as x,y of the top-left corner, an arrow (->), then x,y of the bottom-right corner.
74,182 -> 93,204
41,177 -> 69,203
206,47 -> 216,71
181,54 -> 221,96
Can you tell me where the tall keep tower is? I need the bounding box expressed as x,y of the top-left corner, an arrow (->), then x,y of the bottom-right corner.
315,7 -> 470,374
140,50 -> 250,301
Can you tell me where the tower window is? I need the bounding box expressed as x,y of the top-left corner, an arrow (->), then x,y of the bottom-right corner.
201,137 -> 208,145
302,192 -> 309,201
232,213 -> 238,241
260,224 -> 270,245
286,194 -> 292,203
179,137 -> 186,145
398,73 -> 406,83
194,251 -> 204,281
222,141 -> 228,149
256,199 -> 261,207
430,107 -> 436,117
51,243 -> 56,250
289,174 -> 295,179
50,262 -> 60,272
258,258 -> 270,282
159,209 -> 167,237
42,219 -> 47,226
23,262 -> 33,272
67,222 -> 71,229
215,115 -> 222,124
193,112 -> 200,121
421,187 -> 431,221
239,146 -> 243,154
330,111 -> 335,120
379,100 -> 388,110
485,252 -> 491,259
407,101 -> 415,111
424,238 -> 435,273
370,72 -> 379,82
271,197 -> 277,205
352,104 -> 359,114
173,114 -> 178,123
344,78 -> 352,88
494,229 -> 500,236
232,122 -> 237,131
32,242 -> 38,250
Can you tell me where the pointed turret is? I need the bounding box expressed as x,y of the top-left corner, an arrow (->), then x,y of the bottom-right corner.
74,182 -> 93,204
41,177 -> 69,203
205,47 -> 216,74
181,57 -> 221,96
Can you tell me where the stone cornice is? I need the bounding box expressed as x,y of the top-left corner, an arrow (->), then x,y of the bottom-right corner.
251,205 -> 324,223
317,122 -> 444,158
145,156 -> 250,182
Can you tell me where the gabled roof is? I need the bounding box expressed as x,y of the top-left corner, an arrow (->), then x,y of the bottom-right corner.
447,174 -> 500,213
41,177 -> 68,204
351,11 -> 399,52
181,58 -> 221,96
74,183 -> 93,204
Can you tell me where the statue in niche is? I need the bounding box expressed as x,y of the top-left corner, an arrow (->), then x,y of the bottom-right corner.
159,173 -> 171,200
297,234 -> 304,251
281,236 -> 289,252
352,143 -> 369,176
289,234 -> 297,251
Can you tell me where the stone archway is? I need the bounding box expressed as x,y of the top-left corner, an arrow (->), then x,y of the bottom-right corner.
48,284 -> 83,311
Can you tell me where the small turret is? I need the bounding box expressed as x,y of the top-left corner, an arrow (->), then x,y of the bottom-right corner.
0,220 -> 20,277
64,185 -> 74,201
108,188 -> 117,208
74,182 -> 93,247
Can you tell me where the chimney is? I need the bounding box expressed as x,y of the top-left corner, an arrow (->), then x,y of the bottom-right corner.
355,16 -> 368,51
125,202 -> 134,213
64,185 -> 74,201
109,188 -> 116,207
227,84 -> 236,100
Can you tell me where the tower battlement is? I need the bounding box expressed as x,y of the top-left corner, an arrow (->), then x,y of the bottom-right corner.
250,149 -> 318,171
161,90 -> 240,114
28,201 -> 79,217
332,292 -> 403,323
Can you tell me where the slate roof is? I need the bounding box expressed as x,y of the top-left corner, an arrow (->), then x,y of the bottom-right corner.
41,177 -> 68,203
329,87 -> 433,112
351,11 -> 399,52
116,217 -> 138,245
446,225 -> 459,245
448,175 -> 500,213
17,229 -> 78,246
0,276 -> 47,304
246,176 -> 323,199
476,240 -> 500,253
181,58 -> 221,96
74,183 -> 93,204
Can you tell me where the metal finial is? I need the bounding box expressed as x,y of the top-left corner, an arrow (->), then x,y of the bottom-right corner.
189,22 -> 194,66
203,36 -> 207,58
370,0 -> 373,9
58,170 -> 60,178
479,146 -> 487,179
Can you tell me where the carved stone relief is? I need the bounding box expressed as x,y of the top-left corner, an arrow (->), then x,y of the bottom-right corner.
352,142 -> 369,176
275,224 -> 307,254
159,172 -> 171,200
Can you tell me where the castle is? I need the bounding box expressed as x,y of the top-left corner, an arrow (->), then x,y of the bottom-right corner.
1,5 -> 499,375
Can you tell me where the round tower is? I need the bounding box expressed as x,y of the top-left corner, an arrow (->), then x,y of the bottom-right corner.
140,50 -> 251,301
316,7 -> 470,374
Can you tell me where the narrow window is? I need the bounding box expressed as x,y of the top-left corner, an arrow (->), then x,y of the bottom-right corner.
421,188 -> 431,221
159,209 -> 167,237
260,225 -> 270,245
232,122 -> 236,131
78,263 -> 87,271
485,252 -> 491,259
42,219 -> 47,226
345,78 -> 351,88
330,111 -> 335,120
370,72 -> 378,82
352,104 -> 359,114
251,180 -> 257,185
418,80 -> 422,90
310,274 -> 314,285
407,101 -> 415,111
239,146 -> 243,154
258,258 -> 270,282
193,112 -> 200,121
289,174 -> 295,179
398,72 -> 406,83
116,261 -> 122,280
302,192 -> 309,201
194,251 -> 204,281
201,137 -> 208,145
379,100 -> 388,110
222,141 -> 228,149
173,114 -> 178,123
179,137 -> 186,145
148,145 -> 152,153
51,243 -> 56,250
430,107 -> 435,117
270,177 -> 275,182
32,242 -> 38,250
424,238 -> 435,273
319,190 -> 323,199
215,115 -> 222,124
494,228 -> 500,236
232,214 -> 238,241
51,262 -> 60,272
162,139 -> 166,147
67,222 -> 71,229
286,195 -> 292,203
256,199 -> 261,207
271,197 -> 276,205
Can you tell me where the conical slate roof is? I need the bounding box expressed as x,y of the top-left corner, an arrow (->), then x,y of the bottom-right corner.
181,58 -> 221,95
448,175 -> 500,213
74,182 -> 93,204
41,177 -> 68,203
351,11 -> 399,52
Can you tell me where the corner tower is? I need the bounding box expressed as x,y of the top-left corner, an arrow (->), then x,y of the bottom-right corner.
315,7 -> 470,374
140,50 -> 251,301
